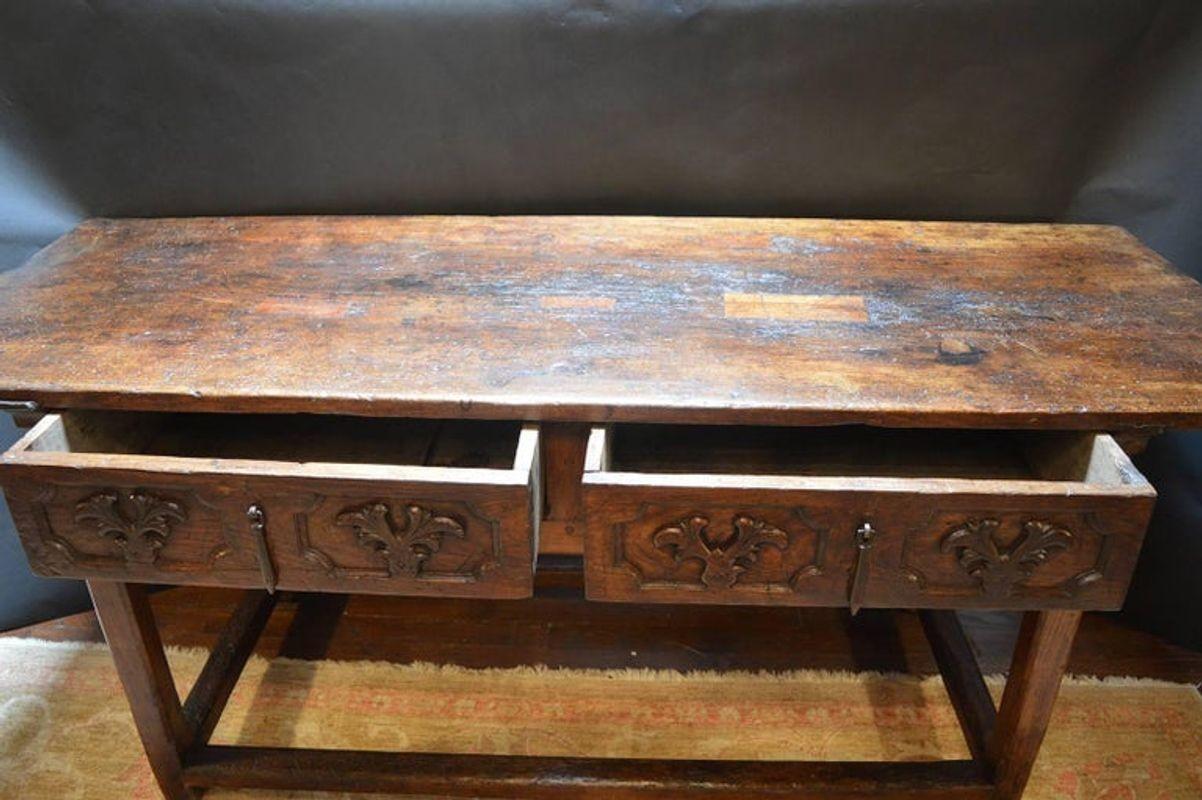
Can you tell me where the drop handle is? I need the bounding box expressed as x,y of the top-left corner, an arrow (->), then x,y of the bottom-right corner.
848,521 -> 877,616
246,503 -> 277,594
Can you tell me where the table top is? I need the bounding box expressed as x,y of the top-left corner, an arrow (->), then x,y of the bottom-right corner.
2,215 -> 1201,429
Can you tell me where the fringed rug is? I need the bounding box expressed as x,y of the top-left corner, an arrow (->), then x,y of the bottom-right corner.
0,637 -> 1199,799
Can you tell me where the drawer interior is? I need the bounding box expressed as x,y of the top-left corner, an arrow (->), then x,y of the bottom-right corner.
24,411 -> 521,469
604,424 -> 1140,485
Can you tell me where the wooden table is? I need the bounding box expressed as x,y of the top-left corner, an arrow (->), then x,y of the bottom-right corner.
2,216 -> 1201,799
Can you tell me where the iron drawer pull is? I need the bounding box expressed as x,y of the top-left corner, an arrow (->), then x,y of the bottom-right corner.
849,521 -> 876,615
246,503 -> 277,593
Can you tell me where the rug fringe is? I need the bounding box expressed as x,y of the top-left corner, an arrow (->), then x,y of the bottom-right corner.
1,636 -> 1195,690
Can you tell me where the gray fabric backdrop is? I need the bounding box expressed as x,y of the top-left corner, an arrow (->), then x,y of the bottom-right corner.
1,0 -> 1200,645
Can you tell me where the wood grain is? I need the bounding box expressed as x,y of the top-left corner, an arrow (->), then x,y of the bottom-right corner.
1,216 -> 1201,429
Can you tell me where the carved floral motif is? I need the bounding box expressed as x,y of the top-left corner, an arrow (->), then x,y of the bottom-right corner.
335,502 -> 466,578
652,514 -> 788,588
74,490 -> 187,565
941,518 -> 1073,598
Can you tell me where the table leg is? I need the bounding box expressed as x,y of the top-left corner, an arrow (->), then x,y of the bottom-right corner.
990,610 -> 1082,799
81,582 -> 1077,800
88,580 -> 194,800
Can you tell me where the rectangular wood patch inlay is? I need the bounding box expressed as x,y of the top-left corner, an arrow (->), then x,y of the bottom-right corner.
723,292 -> 869,322
539,295 -> 617,310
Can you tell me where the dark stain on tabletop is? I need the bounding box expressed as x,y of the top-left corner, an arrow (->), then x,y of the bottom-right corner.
937,337 -> 986,366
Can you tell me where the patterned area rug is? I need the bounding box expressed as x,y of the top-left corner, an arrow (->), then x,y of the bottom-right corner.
0,637 -> 1199,799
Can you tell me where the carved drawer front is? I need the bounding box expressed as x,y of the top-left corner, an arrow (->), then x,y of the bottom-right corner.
0,413 -> 540,598
582,425 -> 1155,610
1,481 -> 264,586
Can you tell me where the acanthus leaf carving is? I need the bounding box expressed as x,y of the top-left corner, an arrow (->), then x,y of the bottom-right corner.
652,514 -> 788,589
74,490 -> 187,566
335,502 -> 466,578
941,518 -> 1073,598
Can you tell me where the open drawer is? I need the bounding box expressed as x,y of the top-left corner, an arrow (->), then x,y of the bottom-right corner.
0,412 -> 540,598
582,425 -> 1155,610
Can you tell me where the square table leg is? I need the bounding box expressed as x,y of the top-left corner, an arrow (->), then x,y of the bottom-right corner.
990,610 -> 1082,799
88,580 -> 195,800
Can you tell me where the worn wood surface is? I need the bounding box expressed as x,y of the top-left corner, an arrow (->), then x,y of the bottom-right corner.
2,216 -> 1201,429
